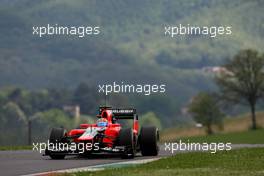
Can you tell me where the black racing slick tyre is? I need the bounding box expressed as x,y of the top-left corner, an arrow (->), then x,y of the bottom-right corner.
49,127 -> 66,143
119,128 -> 135,158
140,126 -> 159,156
48,127 -> 66,159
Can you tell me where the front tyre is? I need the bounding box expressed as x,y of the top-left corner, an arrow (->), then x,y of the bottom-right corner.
48,127 -> 66,159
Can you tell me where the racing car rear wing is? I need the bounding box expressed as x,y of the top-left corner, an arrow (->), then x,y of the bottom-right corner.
98,107 -> 139,133
111,109 -> 137,119
98,107 -> 138,120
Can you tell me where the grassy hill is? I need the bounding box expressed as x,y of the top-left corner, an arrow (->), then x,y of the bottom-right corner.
161,111 -> 264,142
0,0 -> 264,125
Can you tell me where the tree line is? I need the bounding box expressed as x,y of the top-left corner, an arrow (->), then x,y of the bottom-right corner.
0,83 -> 101,145
189,49 -> 264,134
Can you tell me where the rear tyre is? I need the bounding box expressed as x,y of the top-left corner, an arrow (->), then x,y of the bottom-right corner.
119,128 -> 135,158
140,126 -> 159,156
48,127 -> 66,159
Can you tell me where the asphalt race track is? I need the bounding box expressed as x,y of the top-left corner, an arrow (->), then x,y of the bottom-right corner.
0,146 -> 171,176
0,144 -> 263,176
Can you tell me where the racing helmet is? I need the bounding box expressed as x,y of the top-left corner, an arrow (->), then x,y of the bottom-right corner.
97,118 -> 108,127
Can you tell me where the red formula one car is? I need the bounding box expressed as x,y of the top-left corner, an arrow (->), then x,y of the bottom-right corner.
45,107 -> 159,159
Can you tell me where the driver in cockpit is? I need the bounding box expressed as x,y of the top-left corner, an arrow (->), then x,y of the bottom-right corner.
96,117 -> 108,127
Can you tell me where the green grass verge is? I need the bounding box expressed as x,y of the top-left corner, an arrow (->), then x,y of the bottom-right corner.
179,128 -> 264,144
64,148 -> 264,176
0,146 -> 32,151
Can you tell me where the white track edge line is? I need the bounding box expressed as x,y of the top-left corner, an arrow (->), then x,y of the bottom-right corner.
22,157 -> 161,176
